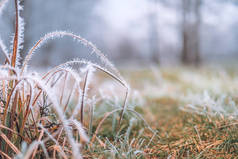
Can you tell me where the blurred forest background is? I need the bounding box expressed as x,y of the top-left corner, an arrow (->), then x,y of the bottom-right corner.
0,0 -> 238,67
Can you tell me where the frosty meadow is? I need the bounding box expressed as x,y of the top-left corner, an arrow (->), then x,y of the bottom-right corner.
2,0 -> 238,158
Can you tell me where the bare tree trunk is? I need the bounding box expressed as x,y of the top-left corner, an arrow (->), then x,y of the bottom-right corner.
182,25 -> 190,64
181,0 -> 191,64
181,0 -> 202,65
149,0 -> 160,64
194,0 -> 201,65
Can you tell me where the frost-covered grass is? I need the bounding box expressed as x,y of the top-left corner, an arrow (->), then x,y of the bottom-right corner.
124,66 -> 238,158
0,0 -> 141,158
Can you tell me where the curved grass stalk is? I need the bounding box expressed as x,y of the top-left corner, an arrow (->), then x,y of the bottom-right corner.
60,59 -> 128,86
21,31 -> 121,79
41,59 -> 129,127
50,59 -> 130,129
41,59 -> 129,129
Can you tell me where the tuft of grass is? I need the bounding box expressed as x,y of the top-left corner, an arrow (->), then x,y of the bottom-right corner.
0,0 -> 138,158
